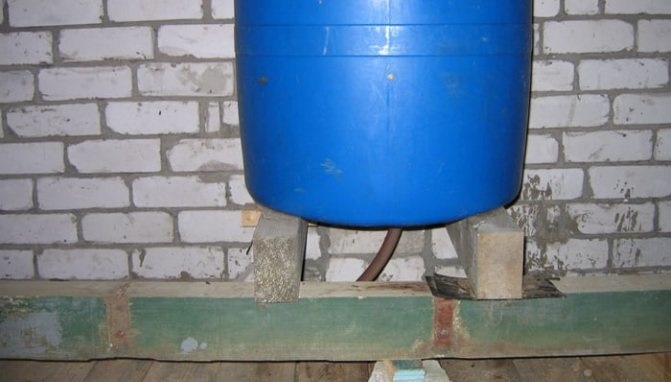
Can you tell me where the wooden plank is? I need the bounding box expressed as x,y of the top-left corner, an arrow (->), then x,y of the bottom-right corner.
513,357 -> 595,382
0,360 -> 95,382
295,362 -> 371,382
440,359 -> 521,382
253,209 -> 308,303
0,275 -> 670,361
141,361 -> 223,382
580,353 -> 671,381
82,359 -> 152,382
446,208 -> 524,299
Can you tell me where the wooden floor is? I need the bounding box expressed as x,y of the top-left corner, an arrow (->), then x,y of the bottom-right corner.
0,353 -> 668,381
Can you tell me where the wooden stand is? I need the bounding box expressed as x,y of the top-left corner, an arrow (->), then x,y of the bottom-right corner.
447,208 -> 524,299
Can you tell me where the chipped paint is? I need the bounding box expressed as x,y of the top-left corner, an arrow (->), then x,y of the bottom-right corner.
0,311 -> 62,356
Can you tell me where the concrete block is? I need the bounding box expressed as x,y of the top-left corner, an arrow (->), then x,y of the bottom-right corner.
253,209 -> 307,303
447,208 -> 524,299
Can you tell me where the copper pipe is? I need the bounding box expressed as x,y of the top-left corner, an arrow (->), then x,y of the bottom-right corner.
357,228 -> 403,281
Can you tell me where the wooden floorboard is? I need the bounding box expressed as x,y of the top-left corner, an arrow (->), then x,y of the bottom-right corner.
0,354 -> 669,382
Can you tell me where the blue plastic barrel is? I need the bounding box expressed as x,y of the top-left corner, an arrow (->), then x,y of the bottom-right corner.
235,0 -> 531,227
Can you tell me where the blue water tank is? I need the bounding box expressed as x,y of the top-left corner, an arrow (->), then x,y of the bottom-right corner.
235,0 -> 531,227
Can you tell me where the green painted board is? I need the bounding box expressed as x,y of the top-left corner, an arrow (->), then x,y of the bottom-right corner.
0,297 -> 107,359
129,296 -> 434,361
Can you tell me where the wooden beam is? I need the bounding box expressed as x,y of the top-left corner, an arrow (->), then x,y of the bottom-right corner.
446,208 -> 524,299
0,275 -> 670,361
252,209 -> 307,303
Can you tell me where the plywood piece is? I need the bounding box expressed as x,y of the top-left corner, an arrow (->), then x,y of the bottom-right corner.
440,359 -> 521,382
241,209 -> 262,227
0,360 -> 94,382
580,353 -> 671,381
513,357 -> 595,382
296,362 -> 371,382
217,362 -> 296,382
141,361 -> 223,382
82,359 -> 152,382
446,208 -> 523,299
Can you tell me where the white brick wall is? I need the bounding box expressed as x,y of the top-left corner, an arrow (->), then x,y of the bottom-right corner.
68,139 -> 161,174
8,0 -> 102,27
228,174 -> 254,205
0,179 -> 33,211
531,60 -> 574,91
325,258 -> 365,282
39,67 -> 132,101
37,177 -> 129,210
222,101 -> 239,125
605,0 -> 671,14
327,229 -> 424,255
563,130 -> 653,162
659,201 -> 671,232
543,20 -> 634,53
533,0 -> 560,18
158,25 -> 235,59
138,63 -> 235,97
525,134 -> 559,164
430,228 -> 457,260
212,0 -> 235,19
578,59 -> 668,90
566,203 -> 655,234
0,71 -> 34,103
178,210 -> 253,243
527,239 -> 609,272
38,249 -> 128,280
107,0 -> 202,22
0,214 -> 77,244
0,32 -> 52,65
589,166 -> 671,199
133,176 -> 227,207
131,247 -> 224,279
520,169 -> 584,201
614,239 -> 671,268
167,139 -> 243,172
657,129 -> 671,160
7,104 -> 100,137
59,27 -> 154,62
82,212 -> 173,243
565,0 -> 599,15
106,101 -> 199,135
0,250 -> 34,279
638,20 -> 671,52
529,95 -> 609,128
378,256 -> 425,282
0,143 -> 64,174
614,94 -> 671,125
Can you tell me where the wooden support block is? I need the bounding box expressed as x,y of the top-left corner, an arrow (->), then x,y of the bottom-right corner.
253,209 -> 308,303
446,208 -> 524,299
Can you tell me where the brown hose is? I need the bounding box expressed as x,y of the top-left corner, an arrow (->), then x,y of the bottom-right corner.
357,228 -> 403,281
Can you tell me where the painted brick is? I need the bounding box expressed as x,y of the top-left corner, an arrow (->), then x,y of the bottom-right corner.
39,67 -> 132,101
106,101 -> 199,135
7,104 -> 100,137
605,0 -> 671,14
306,227 -> 321,260
222,100 -> 239,126
533,23 -> 540,55
520,169 -> 584,201
228,174 -> 254,205
659,201 -> 671,232
38,249 -> 127,280
68,139 -> 161,173
431,227 -> 458,260
379,256 -> 425,282
0,71 -> 33,103
614,94 -> 671,125
656,129 -> 671,160
205,102 -> 221,133
37,177 -> 129,210
563,130 -> 653,162
0,179 -> 33,211
565,0 -> 599,15
589,166 -> 671,199
178,210 -> 254,243
508,204 -> 562,237
134,176 -> 227,208
529,95 -> 609,128
325,258 -> 365,282
59,27 -> 153,62
614,239 -> 671,268
82,212 -> 173,243
8,0 -> 102,26
566,203 -> 655,234
531,60 -> 574,92
327,229 -> 424,255
0,32 -> 52,65
639,20 -> 671,52
132,247 -> 224,280
107,0 -> 202,21
525,134 -> 559,164
543,20 -> 633,54
228,247 -> 253,281
0,214 -> 77,244
533,0 -> 560,17
578,59 -> 668,90
158,25 -> 235,59
0,142 -> 64,174
526,239 -> 608,272
0,250 -> 34,279
212,0 -> 234,19
138,62 -> 234,97
167,139 -> 243,172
